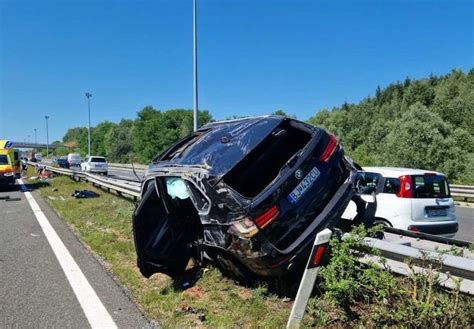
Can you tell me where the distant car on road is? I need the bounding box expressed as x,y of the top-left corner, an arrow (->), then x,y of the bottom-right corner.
34,153 -> 43,162
57,156 -> 70,169
81,156 -> 108,175
342,167 -> 458,237
67,153 -> 82,167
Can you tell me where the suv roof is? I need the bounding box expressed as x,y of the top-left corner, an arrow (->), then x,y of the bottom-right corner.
363,166 -> 444,178
151,116 -> 295,177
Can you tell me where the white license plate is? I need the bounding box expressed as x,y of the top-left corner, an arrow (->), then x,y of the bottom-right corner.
287,167 -> 320,204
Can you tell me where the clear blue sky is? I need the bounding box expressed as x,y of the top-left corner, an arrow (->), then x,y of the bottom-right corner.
1,0 -> 472,143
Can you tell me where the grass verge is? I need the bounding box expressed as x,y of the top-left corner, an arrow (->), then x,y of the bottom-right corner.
26,169 -> 474,327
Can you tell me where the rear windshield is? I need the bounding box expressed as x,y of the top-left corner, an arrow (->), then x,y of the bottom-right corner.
224,120 -> 312,198
91,157 -> 106,163
0,155 -> 9,165
412,175 -> 450,198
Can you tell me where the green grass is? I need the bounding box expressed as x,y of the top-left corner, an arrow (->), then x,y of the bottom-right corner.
26,168 -> 474,327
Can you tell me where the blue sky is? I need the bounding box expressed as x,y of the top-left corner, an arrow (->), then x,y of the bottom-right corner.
1,0 -> 472,143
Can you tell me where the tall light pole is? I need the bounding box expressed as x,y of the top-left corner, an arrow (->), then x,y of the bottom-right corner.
34,128 -> 37,154
85,92 -> 92,156
45,116 -> 50,158
193,0 -> 199,131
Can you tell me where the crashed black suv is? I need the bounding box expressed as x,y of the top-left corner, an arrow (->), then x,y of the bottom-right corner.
133,116 -> 363,279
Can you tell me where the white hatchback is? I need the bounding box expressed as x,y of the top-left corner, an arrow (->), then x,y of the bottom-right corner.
81,156 -> 108,175
342,167 -> 458,237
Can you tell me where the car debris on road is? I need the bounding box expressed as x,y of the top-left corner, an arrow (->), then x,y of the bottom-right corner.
71,190 -> 100,199
133,115 -> 374,281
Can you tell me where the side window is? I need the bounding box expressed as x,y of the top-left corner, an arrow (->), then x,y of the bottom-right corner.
383,178 -> 400,194
355,172 -> 380,194
85,157 -> 89,162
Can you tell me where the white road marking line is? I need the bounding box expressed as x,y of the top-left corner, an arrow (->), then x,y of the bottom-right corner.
18,179 -> 117,329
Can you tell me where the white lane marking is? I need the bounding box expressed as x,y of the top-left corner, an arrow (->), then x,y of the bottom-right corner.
18,179 -> 117,329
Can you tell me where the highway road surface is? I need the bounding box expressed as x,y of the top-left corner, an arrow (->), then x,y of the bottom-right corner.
0,182 -> 152,328
454,206 -> 474,242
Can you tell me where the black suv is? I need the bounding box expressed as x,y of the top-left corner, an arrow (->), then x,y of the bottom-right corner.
133,116 -> 365,279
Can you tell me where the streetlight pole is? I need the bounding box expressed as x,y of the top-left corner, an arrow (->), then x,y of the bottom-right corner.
34,128 -> 37,155
85,92 -> 92,156
193,0 -> 199,131
45,116 -> 50,158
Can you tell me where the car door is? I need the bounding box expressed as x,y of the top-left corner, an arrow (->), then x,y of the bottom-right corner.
133,177 -> 203,278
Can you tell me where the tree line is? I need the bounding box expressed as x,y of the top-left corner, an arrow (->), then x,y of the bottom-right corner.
58,68 -> 473,183
58,108 -> 212,164
308,68 -> 474,184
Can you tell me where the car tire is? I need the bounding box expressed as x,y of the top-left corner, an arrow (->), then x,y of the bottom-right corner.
373,218 -> 392,228
373,218 -> 392,239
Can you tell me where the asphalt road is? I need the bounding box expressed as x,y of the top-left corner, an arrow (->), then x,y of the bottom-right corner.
454,206 -> 474,242
0,183 -> 152,328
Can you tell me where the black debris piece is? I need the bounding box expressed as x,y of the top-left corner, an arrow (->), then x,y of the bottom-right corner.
72,190 -> 100,199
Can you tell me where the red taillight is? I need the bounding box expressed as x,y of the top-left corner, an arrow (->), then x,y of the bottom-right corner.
397,175 -> 413,198
318,134 -> 338,162
254,205 -> 280,229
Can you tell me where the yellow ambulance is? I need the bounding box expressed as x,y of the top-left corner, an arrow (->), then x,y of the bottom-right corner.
0,140 -> 21,186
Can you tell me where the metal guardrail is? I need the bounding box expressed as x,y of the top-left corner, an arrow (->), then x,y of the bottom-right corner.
35,164 -> 141,199
362,234 -> 474,295
108,163 -> 147,172
450,184 -> 474,200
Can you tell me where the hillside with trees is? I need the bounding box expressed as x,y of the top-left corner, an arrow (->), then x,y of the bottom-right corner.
308,69 -> 474,183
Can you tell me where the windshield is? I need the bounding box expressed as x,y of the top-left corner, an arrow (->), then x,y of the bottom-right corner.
412,175 -> 450,198
0,154 -> 10,165
91,157 -> 106,163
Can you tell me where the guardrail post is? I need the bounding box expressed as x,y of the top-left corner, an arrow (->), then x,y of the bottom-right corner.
287,228 -> 333,329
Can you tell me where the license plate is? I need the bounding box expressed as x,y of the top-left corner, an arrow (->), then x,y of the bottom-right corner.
287,167 -> 320,204
427,208 -> 447,217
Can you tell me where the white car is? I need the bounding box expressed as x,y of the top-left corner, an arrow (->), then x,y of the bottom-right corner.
342,167 -> 458,237
67,153 -> 82,167
80,156 -> 108,175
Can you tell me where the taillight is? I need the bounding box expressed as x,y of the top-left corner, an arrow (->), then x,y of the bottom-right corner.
397,175 -> 413,198
254,205 -> 280,229
231,205 -> 280,239
318,134 -> 338,162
